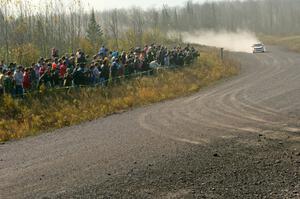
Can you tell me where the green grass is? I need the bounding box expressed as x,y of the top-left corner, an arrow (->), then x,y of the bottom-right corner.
0,50 -> 239,142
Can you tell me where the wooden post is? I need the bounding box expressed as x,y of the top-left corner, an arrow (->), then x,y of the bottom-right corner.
220,48 -> 224,60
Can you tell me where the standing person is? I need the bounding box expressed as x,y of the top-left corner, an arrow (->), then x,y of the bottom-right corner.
52,58 -> 59,71
64,54 -> 70,67
3,71 -> 14,95
127,58 -> 135,76
133,56 -> 141,72
30,65 -> 38,90
112,50 -> 119,59
121,51 -> 127,65
147,48 -> 155,63
59,61 -> 67,86
63,68 -> 73,87
164,52 -> 170,67
111,58 -> 120,84
68,55 -> 75,72
38,66 -> 52,89
143,45 -> 149,54
51,48 -> 59,60
39,63 -> 47,77
92,63 -> 100,85
30,63 -> 40,86
72,63 -> 85,87
51,64 -> 60,87
119,51 -> 127,77
76,49 -> 86,64
34,62 -> 41,81
13,66 -> 24,97
0,60 -> 7,71
98,45 -> 107,59
23,68 -> 31,93
100,58 -> 110,86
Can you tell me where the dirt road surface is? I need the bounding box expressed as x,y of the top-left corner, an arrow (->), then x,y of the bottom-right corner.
1,46 -> 299,198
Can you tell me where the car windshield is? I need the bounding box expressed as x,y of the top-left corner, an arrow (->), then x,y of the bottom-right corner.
254,44 -> 263,47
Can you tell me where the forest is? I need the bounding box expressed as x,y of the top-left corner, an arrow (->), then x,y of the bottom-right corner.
0,0 -> 300,65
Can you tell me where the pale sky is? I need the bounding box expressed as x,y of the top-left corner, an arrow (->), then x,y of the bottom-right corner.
30,0 -> 225,11
85,0 -> 199,10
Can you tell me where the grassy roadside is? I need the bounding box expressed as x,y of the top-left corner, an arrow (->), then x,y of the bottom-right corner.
260,35 -> 300,53
0,50 -> 239,142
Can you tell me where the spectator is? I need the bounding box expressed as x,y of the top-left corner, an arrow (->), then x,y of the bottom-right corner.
63,68 -> 73,87
68,55 -> 75,71
76,49 -> 87,64
100,58 -> 110,86
59,61 -> 67,85
39,63 -> 47,76
30,65 -> 38,90
0,60 -> 9,72
91,64 -> 100,85
164,52 -> 170,66
13,66 -> 24,97
52,48 -> 59,60
73,63 -> 85,86
23,68 -> 31,92
51,60 -> 60,87
111,57 -> 120,83
98,45 -> 107,58
38,65 -> 52,89
1,44 -> 199,97
52,58 -> 59,70
112,50 -> 119,58
3,71 -> 14,95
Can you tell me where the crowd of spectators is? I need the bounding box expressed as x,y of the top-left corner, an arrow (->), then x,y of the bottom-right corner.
0,44 -> 199,97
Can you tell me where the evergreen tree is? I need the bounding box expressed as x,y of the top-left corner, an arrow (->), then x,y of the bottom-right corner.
86,10 -> 103,49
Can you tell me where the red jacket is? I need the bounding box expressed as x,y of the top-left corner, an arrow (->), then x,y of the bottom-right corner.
23,72 -> 31,89
59,64 -> 67,78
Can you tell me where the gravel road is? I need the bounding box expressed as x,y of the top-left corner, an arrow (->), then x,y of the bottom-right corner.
0,46 -> 299,199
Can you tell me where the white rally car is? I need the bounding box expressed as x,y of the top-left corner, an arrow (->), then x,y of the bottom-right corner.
252,43 -> 266,53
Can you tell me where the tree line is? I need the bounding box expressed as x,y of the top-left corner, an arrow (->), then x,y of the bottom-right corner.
0,0 -> 299,65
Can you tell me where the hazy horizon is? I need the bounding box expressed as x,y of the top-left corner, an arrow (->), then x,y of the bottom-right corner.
30,0 -> 227,11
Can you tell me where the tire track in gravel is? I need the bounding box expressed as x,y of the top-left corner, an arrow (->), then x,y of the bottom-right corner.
138,47 -> 300,145
1,46 -> 299,199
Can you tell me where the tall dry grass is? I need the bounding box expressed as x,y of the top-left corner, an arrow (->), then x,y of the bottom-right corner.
0,51 -> 239,142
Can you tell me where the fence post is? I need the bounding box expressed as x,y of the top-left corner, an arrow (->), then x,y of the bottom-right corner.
220,48 -> 224,60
